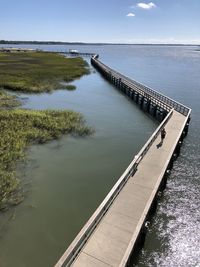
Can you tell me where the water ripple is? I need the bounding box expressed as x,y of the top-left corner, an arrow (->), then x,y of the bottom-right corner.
135,137 -> 200,266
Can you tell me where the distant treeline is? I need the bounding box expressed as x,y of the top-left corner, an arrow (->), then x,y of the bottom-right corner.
0,40 -> 103,45
0,40 -> 198,46
0,40 -> 86,45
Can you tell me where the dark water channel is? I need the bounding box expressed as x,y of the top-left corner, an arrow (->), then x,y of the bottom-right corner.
0,44 -> 199,267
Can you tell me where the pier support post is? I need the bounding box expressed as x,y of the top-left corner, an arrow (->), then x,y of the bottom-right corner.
153,105 -> 158,118
146,99 -> 151,113
157,108 -> 163,122
134,92 -> 139,103
130,89 -> 134,100
168,156 -> 174,170
129,89 -> 133,98
115,77 -> 118,86
183,123 -> 189,137
160,169 -> 170,190
123,85 -> 127,94
174,141 -> 182,158
161,110 -> 168,121
180,123 -> 189,141
139,96 -> 144,108
126,87 -> 130,96
118,78 -> 122,89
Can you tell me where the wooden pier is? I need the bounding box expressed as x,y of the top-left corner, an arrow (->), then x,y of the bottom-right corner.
45,51 -> 95,57
55,55 -> 191,267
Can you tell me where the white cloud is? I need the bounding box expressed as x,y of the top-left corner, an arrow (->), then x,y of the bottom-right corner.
127,13 -> 135,17
137,2 -> 156,9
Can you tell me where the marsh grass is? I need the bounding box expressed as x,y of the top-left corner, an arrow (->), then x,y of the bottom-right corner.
0,52 -> 89,93
0,92 -> 93,210
0,52 -> 92,210
0,90 -> 20,108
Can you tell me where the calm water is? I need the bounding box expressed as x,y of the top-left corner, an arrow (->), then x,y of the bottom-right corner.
0,44 -> 200,267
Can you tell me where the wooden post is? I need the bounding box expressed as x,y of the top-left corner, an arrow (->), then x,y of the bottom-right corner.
184,123 -> 189,137
135,92 -> 139,103
139,95 -> 144,108
153,105 -> 158,118
175,141 -> 182,158
146,99 -> 151,113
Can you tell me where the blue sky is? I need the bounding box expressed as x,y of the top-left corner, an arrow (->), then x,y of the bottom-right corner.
1,0 -> 200,44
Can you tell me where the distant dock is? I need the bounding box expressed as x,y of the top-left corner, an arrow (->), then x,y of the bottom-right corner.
48,50 -> 96,57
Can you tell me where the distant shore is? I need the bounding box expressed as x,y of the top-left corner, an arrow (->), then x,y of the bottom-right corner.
0,40 -> 199,46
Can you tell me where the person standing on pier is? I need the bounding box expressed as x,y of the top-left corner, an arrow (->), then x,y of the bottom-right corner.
161,128 -> 166,143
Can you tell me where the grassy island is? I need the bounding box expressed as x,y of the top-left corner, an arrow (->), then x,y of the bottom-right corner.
0,92 -> 92,210
0,52 -> 92,210
0,51 -> 89,93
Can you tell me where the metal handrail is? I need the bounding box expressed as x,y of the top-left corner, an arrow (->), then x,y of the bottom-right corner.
91,56 -> 190,116
55,109 -> 174,267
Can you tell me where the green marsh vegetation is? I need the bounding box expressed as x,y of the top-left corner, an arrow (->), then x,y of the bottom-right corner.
0,90 -> 20,108
0,51 -> 89,93
0,92 -> 93,210
0,52 -> 92,210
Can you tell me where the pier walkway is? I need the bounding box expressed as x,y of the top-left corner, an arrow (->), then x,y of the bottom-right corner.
70,111 -> 186,267
55,56 -> 191,267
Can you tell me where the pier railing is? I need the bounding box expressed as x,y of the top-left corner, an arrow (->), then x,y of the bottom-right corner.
91,56 -> 190,116
55,109 -> 174,267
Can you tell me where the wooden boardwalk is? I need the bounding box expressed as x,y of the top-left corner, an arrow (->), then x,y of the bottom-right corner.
55,56 -> 191,267
70,111 -> 186,267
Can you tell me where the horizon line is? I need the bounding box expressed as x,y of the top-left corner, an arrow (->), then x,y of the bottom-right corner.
0,40 -> 200,46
